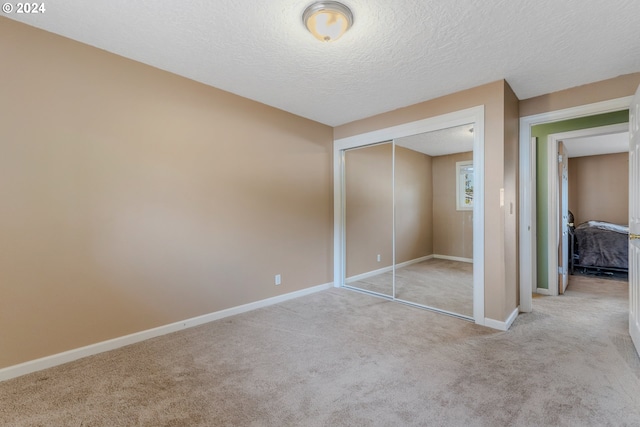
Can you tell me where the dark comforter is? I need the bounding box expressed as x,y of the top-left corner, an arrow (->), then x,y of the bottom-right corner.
575,221 -> 629,270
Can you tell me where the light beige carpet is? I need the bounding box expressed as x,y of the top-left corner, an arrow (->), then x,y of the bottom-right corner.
1,275 -> 639,426
348,258 -> 473,317
395,259 -> 473,317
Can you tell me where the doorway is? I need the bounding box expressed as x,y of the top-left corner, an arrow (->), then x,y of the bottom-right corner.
547,124 -> 630,296
519,96 -> 633,310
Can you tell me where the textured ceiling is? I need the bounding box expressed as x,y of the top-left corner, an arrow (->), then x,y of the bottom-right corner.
5,0 -> 640,126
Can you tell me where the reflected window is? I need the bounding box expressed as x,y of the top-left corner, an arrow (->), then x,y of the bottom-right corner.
456,160 -> 473,210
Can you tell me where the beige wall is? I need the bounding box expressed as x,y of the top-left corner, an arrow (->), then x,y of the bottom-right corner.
504,83 -> 520,308
335,80 -> 520,323
0,18 -> 334,368
344,144 -> 433,277
395,146 -> 434,264
432,152 -> 473,259
344,144 -> 394,277
519,73 -> 640,117
568,153 -> 629,226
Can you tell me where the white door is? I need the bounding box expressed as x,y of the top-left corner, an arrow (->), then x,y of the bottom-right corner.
558,142 -> 569,294
629,85 -> 640,356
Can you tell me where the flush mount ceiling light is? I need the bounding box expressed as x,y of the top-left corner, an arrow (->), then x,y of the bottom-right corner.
303,1 -> 353,42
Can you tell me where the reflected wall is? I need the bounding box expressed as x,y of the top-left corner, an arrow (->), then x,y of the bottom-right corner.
432,152 -> 473,260
344,143 -> 393,296
395,146 -> 433,264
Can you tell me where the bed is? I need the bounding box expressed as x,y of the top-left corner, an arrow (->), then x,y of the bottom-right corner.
573,220 -> 629,273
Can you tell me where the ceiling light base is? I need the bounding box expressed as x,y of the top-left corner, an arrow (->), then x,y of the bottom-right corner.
303,1 -> 353,42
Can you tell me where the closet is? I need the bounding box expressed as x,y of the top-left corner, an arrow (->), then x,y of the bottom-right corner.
334,108 -> 485,321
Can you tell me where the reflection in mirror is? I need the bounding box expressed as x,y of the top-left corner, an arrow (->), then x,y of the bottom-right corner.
394,125 -> 474,317
344,142 -> 393,297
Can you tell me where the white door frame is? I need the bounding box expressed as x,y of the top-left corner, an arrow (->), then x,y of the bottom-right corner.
545,123 -> 629,296
629,86 -> 640,356
334,106 -> 486,325
519,97 -> 633,308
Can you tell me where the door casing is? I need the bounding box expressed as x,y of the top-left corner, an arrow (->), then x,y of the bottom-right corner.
519,97 -> 633,307
628,86 -> 640,356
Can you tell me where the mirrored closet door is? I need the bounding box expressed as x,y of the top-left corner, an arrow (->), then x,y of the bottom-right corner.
336,107 -> 484,323
393,125 -> 474,318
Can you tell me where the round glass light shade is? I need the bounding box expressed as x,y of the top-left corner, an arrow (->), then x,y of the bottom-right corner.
303,1 -> 353,42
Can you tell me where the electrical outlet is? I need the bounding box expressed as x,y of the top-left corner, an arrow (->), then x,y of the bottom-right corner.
377,254 -> 381,262
275,274 -> 281,285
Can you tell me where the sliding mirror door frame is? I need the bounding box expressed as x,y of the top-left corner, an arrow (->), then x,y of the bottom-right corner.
333,106 -> 485,325
343,142 -> 395,298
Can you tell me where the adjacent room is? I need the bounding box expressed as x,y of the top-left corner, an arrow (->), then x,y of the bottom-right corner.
567,134 -> 630,280
531,110 -> 631,296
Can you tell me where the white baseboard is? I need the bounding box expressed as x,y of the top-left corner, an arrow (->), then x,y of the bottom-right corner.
0,282 -> 334,382
345,265 -> 393,284
345,254 -> 472,285
396,254 -> 434,269
345,255 -> 434,284
484,308 -> 519,331
433,254 -> 473,263
536,287 -> 554,296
